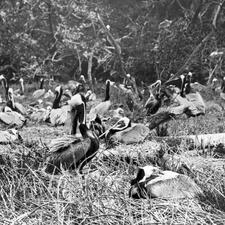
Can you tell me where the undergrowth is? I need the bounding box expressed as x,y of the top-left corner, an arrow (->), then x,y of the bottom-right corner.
0,83 -> 225,224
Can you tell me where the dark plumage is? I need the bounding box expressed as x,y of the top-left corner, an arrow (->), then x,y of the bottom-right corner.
45,93 -> 99,174
0,75 -> 9,101
221,77 -> 225,93
52,86 -> 63,109
6,88 -> 27,115
165,74 -> 186,97
90,114 -> 105,137
32,78 -> 46,99
88,80 -> 112,120
184,72 -> 192,95
145,80 -> 162,115
145,93 -> 162,115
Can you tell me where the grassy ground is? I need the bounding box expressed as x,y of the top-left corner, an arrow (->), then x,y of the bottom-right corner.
0,84 -> 225,224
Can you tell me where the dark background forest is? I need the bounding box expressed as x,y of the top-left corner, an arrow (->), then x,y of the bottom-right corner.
1,0 -> 225,86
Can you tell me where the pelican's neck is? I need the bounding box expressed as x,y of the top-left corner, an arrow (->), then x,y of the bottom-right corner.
71,107 -> 78,135
2,78 -> 9,101
20,80 -> 24,94
180,75 -> 186,97
71,103 -> 86,135
8,92 -> 15,110
104,81 -> 110,101
40,79 -> 44,89
52,88 -> 63,109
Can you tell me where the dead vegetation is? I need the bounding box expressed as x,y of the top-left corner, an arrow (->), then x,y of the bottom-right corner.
0,84 -> 224,224
0,110 -> 225,224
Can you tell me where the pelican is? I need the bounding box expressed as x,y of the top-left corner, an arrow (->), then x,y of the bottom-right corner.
14,78 -> 25,97
0,75 -> 9,101
44,93 -> 99,174
129,165 -> 203,199
48,86 -> 70,126
6,88 -> 27,115
145,80 -> 162,115
88,79 -> 113,121
32,78 -> 46,99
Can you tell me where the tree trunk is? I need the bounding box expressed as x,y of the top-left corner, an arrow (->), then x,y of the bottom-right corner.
87,52 -> 94,91
97,14 -> 139,97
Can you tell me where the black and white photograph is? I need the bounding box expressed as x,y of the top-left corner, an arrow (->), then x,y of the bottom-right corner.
0,0 -> 225,224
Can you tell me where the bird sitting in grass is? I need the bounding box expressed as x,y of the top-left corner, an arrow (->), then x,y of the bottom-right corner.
87,79 -> 113,122
44,93 -> 99,175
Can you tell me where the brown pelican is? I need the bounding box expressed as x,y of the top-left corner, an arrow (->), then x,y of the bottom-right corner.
0,75 -> 9,102
6,88 -> 27,115
44,93 -> 99,174
48,86 -> 70,126
145,80 -> 162,115
32,78 -> 46,99
129,165 -> 203,199
88,80 -> 113,121
14,78 -> 25,97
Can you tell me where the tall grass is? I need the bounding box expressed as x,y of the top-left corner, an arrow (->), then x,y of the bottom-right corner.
0,134 -> 225,224
0,82 -> 225,224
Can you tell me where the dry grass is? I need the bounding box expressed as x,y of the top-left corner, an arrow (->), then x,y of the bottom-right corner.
0,85 -> 225,224
0,128 -> 225,224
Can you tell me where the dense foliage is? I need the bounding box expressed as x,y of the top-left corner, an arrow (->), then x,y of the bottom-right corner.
1,0 -> 225,84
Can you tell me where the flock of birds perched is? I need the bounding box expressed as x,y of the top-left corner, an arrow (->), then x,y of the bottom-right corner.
0,71 -> 224,197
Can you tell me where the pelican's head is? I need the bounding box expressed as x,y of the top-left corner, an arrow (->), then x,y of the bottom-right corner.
154,79 -> 161,88
69,93 -> 85,108
0,74 -> 5,81
19,78 -> 24,83
79,75 -> 86,83
131,165 -> 160,185
188,72 -> 193,76
37,99 -> 43,105
46,106 -> 52,111
106,79 -> 114,86
85,89 -> 92,98
55,85 -> 62,94
212,78 -> 218,82
4,106 -> 12,112
106,25 -> 110,30
180,74 -> 185,81
126,74 -> 131,78
69,93 -> 86,134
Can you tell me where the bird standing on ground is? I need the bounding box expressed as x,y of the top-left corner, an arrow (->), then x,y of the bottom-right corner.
44,93 -> 99,174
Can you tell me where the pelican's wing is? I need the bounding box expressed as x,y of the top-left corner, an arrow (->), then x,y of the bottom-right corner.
50,106 -> 70,126
0,129 -> 20,143
14,102 -> 27,115
0,112 -> 15,125
45,137 -> 92,174
33,89 -> 45,99
0,111 -> 25,126
48,135 -> 81,153
57,138 -> 92,164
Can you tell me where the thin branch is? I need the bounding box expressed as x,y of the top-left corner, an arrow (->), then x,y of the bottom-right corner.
167,0 -> 225,83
